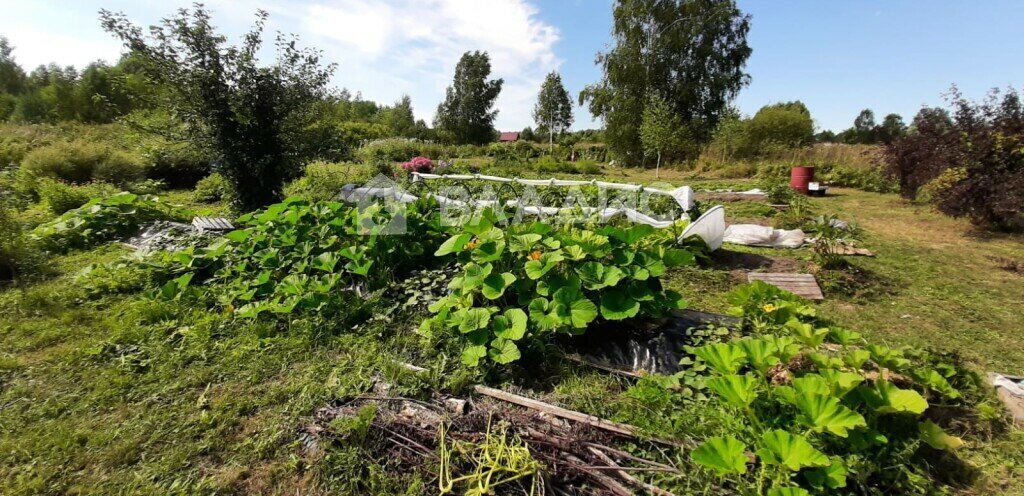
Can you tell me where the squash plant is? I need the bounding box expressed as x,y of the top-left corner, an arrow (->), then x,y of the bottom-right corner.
150,197 -> 445,319
32,192 -> 187,252
689,283 -> 969,495
422,208 -> 696,367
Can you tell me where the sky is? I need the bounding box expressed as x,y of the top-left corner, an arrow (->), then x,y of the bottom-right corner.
2,0 -> 1024,132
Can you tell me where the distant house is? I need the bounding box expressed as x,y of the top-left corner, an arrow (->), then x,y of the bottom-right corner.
498,132 -> 520,142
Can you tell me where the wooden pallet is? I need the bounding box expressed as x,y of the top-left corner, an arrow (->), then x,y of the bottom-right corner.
747,272 -> 824,300
191,217 -> 234,232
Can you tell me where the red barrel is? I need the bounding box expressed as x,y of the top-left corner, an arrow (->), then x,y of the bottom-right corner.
790,166 -> 815,195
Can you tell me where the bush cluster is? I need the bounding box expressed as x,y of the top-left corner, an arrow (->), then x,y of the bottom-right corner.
35,178 -> 117,214
18,141 -> 144,195
886,87 -> 1024,231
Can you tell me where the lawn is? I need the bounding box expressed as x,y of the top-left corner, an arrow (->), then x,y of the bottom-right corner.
1,169 -> 1023,495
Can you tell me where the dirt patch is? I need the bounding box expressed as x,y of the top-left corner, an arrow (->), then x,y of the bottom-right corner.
988,256 -> 1024,275
711,249 -> 802,273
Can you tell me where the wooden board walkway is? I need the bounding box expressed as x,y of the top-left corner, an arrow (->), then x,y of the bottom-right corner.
747,272 -> 824,300
191,217 -> 234,232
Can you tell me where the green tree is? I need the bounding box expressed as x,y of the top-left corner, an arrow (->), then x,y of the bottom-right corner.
746,101 -> 814,149
853,109 -> 876,144
876,113 -> 906,144
0,37 -> 27,95
434,51 -> 503,145
379,94 -> 416,136
639,95 -> 684,177
533,71 -> 573,151
100,5 -> 335,211
581,0 -> 751,164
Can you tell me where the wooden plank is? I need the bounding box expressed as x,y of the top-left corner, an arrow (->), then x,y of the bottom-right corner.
747,272 -> 824,300
473,385 -> 691,448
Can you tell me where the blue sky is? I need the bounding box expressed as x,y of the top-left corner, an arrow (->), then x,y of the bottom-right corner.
2,0 -> 1023,132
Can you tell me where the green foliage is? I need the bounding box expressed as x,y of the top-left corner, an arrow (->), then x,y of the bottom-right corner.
707,102 -> 814,161
688,282 -> 976,493
192,172 -> 232,203
150,197 -> 445,321
580,0 -> 751,162
101,5 -> 335,211
0,201 -> 47,283
141,141 -> 213,188
31,192 -> 186,252
356,138 -> 445,164
640,95 -> 688,171
424,210 -> 694,367
18,140 -> 144,194
533,71 -> 574,147
282,161 -> 366,201
434,51 -> 503,145
35,178 -> 118,214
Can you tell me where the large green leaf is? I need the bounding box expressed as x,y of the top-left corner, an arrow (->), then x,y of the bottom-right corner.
756,430 -> 829,471
707,374 -> 759,407
436,233 -> 471,256
764,335 -> 802,362
858,380 -> 928,414
843,349 -> 871,369
691,436 -> 748,476
457,308 -> 491,333
767,487 -> 810,496
471,241 -> 506,263
634,251 -> 667,277
914,369 -> 961,399
663,248 -> 696,267
737,338 -> 780,374
919,420 -> 964,450
493,308 -> 528,340
461,345 -> 487,367
460,263 -> 493,291
804,458 -> 848,490
553,288 -> 598,329
827,327 -> 862,346
488,338 -> 521,364
817,369 -> 864,397
692,343 -> 747,375
481,272 -> 516,299
599,289 -> 640,320
509,233 -> 542,252
524,250 -> 564,280
793,394 -> 867,437
787,319 -> 829,348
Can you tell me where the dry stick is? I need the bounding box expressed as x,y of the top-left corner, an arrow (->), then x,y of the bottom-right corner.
564,454 -> 633,496
564,353 -> 646,379
474,385 -> 693,448
378,425 -> 439,460
583,443 -> 681,473
588,446 -> 677,496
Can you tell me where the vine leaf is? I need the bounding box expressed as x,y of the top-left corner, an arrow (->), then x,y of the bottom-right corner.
804,458 -> 848,490
460,345 -> 487,367
692,342 -> 747,375
859,380 -> 928,414
756,430 -> 830,471
493,308 -> 528,340
436,233 -> 471,256
691,436 -> 748,476
488,338 -> 521,364
481,272 -> 516,299
599,289 -> 640,320
738,338 -> 780,374
793,394 -> 867,438
707,374 -> 759,407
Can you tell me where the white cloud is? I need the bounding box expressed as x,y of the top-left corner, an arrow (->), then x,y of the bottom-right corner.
301,0 -> 560,130
3,27 -> 125,71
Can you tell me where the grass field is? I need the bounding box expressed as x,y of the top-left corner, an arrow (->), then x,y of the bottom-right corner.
1,168 -> 1023,494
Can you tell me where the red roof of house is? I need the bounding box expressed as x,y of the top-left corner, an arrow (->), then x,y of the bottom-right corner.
499,132 -> 520,142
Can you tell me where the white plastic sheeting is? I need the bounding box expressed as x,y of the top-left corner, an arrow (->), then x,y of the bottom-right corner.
410,172 -> 694,212
337,174 -> 727,251
680,206 -> 726,250
722,224 -> 805,248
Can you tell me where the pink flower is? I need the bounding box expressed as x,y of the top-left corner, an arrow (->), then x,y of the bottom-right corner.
399,156 -> 435,173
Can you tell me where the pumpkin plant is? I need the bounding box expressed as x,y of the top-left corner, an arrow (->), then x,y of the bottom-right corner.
688,283 -> 969,494
422,208 -> 696,367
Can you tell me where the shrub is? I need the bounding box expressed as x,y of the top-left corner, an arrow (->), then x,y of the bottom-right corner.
35,178 -> 118,214
887,87 -> 1024,230
356,138 -> 445,164
0,203 -> 46,284
577,160 -> 602,174
193,173 -> 232,203
18,141 -> 144,193
143,142 -> 213,188
282,161 -> 366,201
31,192 -> 187,252
916,167 -> 966,203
